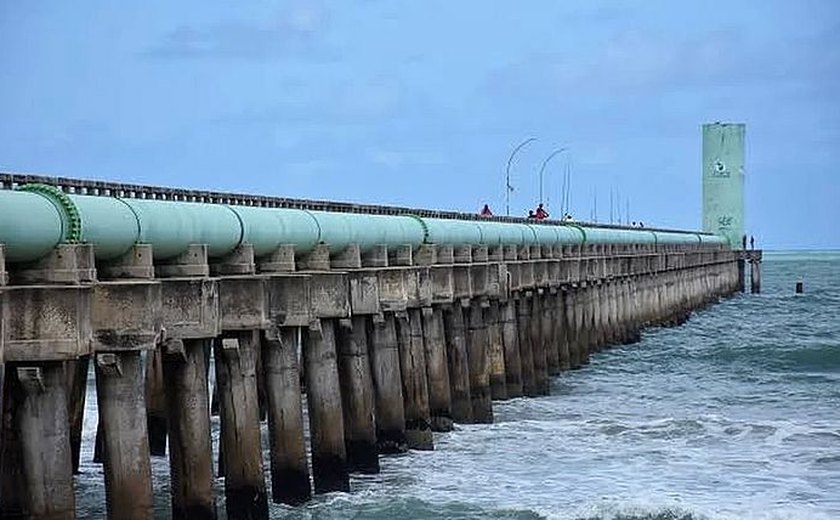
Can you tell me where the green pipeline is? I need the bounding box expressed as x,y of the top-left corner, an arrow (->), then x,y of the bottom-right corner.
0,186 -> 727,263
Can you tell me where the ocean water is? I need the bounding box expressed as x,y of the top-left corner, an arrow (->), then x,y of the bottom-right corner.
76,251 -> 840,519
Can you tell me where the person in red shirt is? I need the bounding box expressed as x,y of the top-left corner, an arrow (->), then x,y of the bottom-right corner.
480,204 -> 493,217
534,203 -> 549,220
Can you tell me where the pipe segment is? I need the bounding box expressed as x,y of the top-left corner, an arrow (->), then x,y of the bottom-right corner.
233,206 -> 320,256
652,230 -> 701,245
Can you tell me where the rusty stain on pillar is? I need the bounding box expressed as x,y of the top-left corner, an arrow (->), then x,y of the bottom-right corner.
262,328 -> 311,505
421,306 -> 454,431
213,331 -> 269,518
303,319 -> 350,493
500,300 -> 523,398
485,301 -> 507,400
396,309 -> 434,450
443,304 -> 473,424
336,316 -> 380,473
367,313 -> 408,453
162,338 -> 217,519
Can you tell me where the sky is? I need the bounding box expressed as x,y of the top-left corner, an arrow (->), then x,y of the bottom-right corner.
1,1 -> 838,249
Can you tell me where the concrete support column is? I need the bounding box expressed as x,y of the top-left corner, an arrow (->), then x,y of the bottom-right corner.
542,293 -> 560,376
499,300 -> 523,398
261,328 -> 311,505
67,356 -> 90,474
443,304 -> 472,423
368,313 -> 407,453
95,351 -> 154,520
336,316 -> 379,473
162,338 -> 217,519
607,283 -> 619,346
485,301 -> 507,400
214,330 -> 269,518
556,291 -> 571,370
577,286 -> 591,365
396,310 -> 434,449
303,319 -> 350,493
750,260 -> 761,294
563,289 -> 580,369
4,363 -> 76,520
145,349 -> 167,457
466,302 -> 493,423
516,296 -> 537,396
421,307 -> 454,431
529,296 -> 549,395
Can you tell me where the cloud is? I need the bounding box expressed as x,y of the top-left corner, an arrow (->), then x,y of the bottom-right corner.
482,24 -> 839,102
145,1 -> 335,60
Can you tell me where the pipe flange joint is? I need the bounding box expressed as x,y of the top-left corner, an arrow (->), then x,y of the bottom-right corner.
19,183 -> 82,243
403,214 -> 429,243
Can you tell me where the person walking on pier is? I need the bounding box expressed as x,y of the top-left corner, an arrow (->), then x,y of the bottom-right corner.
750,235 -> 755,250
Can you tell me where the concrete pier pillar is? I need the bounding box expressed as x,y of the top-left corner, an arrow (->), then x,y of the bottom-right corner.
5,363 -> 76,519
516,296 -> 537,396
421,307 -> 454,431
396,309 -> 434,449
95,351 -> 154,520
214,330 -> 269,518
750,260 -> 761,294
67,355 -> 90,474
336,316 -> 379,473
591,284 -> 605,352
144,348 -> 167,457
0,366 -> 25,517
499,300 -> 523,398
556,291 -> 571,370
261,328 -> 311,505
576,286 -> 591,365
563,289 -> 580,369
303,319 -> 350,493
466,302 -> 493,423
529,296 -> 549,395
442,304 -> 473,423
485,301 -> 508,400
542,293 -> 560,376
162,338 -> 217,519
368,313 -> 408,453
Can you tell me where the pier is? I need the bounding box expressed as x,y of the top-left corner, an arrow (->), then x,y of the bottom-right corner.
0,173 -> 742,519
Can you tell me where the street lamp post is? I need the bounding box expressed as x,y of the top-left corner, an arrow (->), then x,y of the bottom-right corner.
505,137 -> 537,216
538,147 -> 568,208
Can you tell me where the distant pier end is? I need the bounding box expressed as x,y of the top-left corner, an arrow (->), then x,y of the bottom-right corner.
703,122 -> 746,248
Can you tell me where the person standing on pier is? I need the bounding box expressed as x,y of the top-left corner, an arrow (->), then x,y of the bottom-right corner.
534,203 -> 549,220
480,204 -> 493,217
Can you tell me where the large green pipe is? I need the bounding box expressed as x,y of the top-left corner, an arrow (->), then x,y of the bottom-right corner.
0,186 -> 729,264
307,212 -> 425,254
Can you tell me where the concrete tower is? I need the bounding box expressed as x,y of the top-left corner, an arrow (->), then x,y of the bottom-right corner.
702,122 -> 745,248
